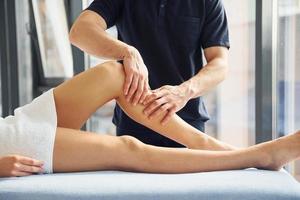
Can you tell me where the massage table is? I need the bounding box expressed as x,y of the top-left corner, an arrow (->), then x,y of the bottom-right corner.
1,169 -> 300,200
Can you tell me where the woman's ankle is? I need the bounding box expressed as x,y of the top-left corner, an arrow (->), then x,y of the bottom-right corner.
254,145 -> 275,170
254,137 -> 296,171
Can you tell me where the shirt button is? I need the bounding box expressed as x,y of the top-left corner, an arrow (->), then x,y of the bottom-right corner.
160,4 -> 165,8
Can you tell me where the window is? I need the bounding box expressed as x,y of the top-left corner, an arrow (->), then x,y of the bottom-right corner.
206,0 -> 256,148
16,0 -> 33,106
276,0 -> 300,179
32,0 -> 73,78
276,0 -> 300,136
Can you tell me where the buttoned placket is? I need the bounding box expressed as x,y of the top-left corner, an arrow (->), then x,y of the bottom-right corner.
158,0 -> 168,26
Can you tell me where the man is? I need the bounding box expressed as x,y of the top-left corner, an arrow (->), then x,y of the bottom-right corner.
70,0 -> 230,148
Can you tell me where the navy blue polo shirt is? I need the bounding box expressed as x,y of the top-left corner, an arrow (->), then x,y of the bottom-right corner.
87,0 -> 230,147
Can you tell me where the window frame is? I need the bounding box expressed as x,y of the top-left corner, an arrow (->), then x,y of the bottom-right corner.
255,0 -> 279,143
0,0 -> 20,117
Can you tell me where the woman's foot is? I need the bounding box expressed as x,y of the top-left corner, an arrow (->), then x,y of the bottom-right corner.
258,130 -> 300,171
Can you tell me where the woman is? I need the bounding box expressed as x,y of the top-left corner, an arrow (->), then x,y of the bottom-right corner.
0,61 -> 299,177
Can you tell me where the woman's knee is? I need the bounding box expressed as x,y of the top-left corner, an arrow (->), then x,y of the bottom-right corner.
118,135 -> 146,152
93,61 -> 125,95
95,61 -> 125,82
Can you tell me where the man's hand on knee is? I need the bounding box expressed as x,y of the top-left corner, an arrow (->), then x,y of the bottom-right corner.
122,47 -> 150,106
142,85 -> 190,125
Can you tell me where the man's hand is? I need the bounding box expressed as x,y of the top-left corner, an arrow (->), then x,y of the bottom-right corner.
0,155 -> 44,177
123,47 -> 149,105
143,85 -> 190,125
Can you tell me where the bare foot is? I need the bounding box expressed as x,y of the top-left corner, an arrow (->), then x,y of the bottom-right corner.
258,130 -> 300,171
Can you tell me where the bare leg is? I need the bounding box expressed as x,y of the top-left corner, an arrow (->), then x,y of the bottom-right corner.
53,128 -> 300,173
54,61 -> 233,150
52,61 -> 300,173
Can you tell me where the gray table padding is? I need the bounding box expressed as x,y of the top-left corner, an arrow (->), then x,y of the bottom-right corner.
1,169 -> 300,200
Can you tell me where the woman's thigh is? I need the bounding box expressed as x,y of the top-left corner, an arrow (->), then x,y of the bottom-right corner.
53,61 -> 124,130
53,127 -> 128,173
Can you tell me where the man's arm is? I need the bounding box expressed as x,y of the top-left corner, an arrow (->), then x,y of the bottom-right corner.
69,11 -> 125,60
182,47 -> 229,98
143,47 -> 229,124
70,11 -> 149,104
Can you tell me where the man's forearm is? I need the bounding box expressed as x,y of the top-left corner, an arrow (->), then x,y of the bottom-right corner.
70,11 -> 150,104
69,12 -> 132,61
180,57 -> 229,99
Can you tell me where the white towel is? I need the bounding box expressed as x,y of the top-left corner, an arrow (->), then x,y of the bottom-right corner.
0,89 -> 57,173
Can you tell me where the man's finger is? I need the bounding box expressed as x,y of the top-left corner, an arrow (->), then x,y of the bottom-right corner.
143,97 -> 168,117
139,81 -> 149,104
127,74 -> 139,102
19,157 -> 44,167
148,103 -> 172,119
143,89 -> 167,105
161,107 -> 177,125
143,93 -> 158,106
124,72 -> 133,95
132,76 -> 145,105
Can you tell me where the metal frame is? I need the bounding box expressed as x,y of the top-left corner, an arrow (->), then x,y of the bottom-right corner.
255,0 -> 278,143
0,0 -> 20,117
15,0 -> 35,106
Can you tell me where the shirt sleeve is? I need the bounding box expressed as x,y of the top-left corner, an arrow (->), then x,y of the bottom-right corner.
85,0 -> 124,29
201,0 -> 230,49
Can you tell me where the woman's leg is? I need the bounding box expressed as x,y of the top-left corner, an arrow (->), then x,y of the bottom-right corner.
54,61 -> 233,150
53,128 -> 300,173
